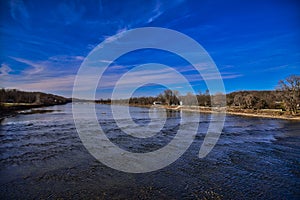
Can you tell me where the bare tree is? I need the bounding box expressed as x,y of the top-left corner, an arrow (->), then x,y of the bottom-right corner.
244,94 -> 258,109
161,90 -> 180,105
163,89 -> 172,105
277,75 -> 300,115
212,92 -> 226,107
197,89 -> 211,106
233,94 -> 244,108
183,92 -> 197,106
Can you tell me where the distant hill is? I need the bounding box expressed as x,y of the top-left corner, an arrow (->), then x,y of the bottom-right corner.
0,88 -> 71,105
0,89 -> 71,119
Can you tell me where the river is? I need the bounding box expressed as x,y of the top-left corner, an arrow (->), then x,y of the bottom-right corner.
0,103 -> 299,199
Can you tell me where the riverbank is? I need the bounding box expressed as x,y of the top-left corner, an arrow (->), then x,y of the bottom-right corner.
0,90 -> 72,121
226,109 -> 300,120
164,105 -> 300,121
0,102 -> 69,121
121,103 -> 300,121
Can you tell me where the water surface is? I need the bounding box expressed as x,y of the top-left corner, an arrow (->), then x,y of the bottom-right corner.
0,103 -> 299,199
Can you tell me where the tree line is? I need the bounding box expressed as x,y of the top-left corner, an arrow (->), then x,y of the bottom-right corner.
0,89 -> 71,105
97,75 -> 300,115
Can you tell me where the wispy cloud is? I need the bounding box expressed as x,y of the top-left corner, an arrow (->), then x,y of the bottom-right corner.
147,1 -> 163,23
146,0 -> 185,24
1,55 -> 84,95
3,74 -> 76,97
12,57 -> 45,75
49,55 -> 85,62
10,0 -> 30,28
10,55 -> 84,76
7,75 -> 75,91
102,28 -> 128,44
100,64 -> 241,89
0,63 -> 12,77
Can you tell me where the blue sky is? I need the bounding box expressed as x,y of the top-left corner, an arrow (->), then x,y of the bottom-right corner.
0,0 -> 299,98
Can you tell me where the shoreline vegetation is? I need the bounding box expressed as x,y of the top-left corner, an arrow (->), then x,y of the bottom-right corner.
0,103 -> 70,121
164,105 -> 300,120
0,89 -> 71,121
99,103 -> 300,121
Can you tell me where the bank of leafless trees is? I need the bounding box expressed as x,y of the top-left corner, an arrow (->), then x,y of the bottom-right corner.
97,75 -> 300,115
100,90 -> 281,109
0,89 -> 70,105
277,75 -> 300,115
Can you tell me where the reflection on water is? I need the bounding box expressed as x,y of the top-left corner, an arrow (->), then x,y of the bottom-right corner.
0,103 -> 299,199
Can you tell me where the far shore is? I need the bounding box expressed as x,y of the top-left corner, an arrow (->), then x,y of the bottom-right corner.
0,102 -> 68,121
115,103 -> 300,121
165,105 -> 300,120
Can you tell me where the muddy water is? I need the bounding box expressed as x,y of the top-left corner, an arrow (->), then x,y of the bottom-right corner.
0,103 -> 299,199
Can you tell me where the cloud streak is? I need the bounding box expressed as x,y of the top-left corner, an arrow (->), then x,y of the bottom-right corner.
147,1 -> 163,23
4,75 -> 75,95
12,57 -> 45,75
0,63 -> 12,77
